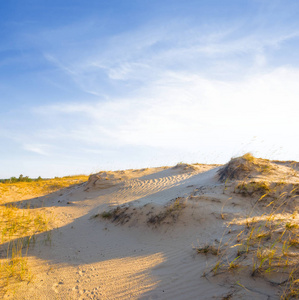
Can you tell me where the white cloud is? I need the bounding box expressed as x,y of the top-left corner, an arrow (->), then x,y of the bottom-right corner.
31,66 -> 299,163
8,12 -> 299,170
23,144 -> 49,155
41,16 -> 299,101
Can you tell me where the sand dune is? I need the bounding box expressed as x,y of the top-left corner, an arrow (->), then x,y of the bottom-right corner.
0,155 -> 298,299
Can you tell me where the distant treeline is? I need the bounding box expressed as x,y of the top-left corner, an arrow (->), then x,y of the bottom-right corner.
0,174 -> 43,183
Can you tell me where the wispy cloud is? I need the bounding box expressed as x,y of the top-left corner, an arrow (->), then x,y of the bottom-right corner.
2,1 -> 299,177
40,15 -> 299,99
23,144 -> 50,156
30,67 -> 299,158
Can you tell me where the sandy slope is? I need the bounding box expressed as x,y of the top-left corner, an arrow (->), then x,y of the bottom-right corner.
1,160 -> 298,299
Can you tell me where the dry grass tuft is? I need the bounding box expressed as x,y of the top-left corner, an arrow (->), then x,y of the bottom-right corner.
0,203 -> 52,296
198,164 -> 298,299
173,163 -> 198,172
98,198 -> 187,227
0,239 -> 32,292
195,244 -> 219,255
281,270 -> 299,300
218,153 -> 274,182
147,198 -> 186,226
0,176 -> 78,296
235,180 -> 271,196
99,206 -> 131,224
0,204 -> 50,243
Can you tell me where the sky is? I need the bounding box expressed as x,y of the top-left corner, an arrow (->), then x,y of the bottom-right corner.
1,0 -> 299,178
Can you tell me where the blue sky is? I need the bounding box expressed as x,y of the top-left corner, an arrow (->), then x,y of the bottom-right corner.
1,0 -> 299,178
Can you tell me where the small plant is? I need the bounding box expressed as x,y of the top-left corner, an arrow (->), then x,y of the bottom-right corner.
281,269 -> 299,300
228,256 -> 240,269
98,206 -> 132,224
0,239 -> 33,292
218,153 -> 273,181
289,239 -> 299,247
213,261 -> 222,275
101,211 -> 113,219
196,244 -> 219,255
285,222 -> 298,230
235,181 -> 271,197
0,204 -> 49,243
147,198 -> 186,225
242,153 -> 256,162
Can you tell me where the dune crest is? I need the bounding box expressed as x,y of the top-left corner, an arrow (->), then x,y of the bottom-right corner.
0,156 -> 298,299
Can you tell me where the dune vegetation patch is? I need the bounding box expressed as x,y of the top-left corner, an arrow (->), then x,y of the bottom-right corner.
233,180 -> 299,213
197,217 -> 299,299
0,176 -> 84,296
173,162 -> 198,172
146,198 -> 186,226
0,202 -> 53,296
0,238 -> 33,294
0,208 -> 52,296
234,180 -> 271,196
0,175 -> 89,203
218,153 -> 275,182
196,178 -> 299,299
0,204 -> 50,243
97,198 -> 187,227
195,244 -> 219,256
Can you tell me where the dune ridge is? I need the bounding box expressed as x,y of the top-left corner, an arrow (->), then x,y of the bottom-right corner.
0,155 -> 298,299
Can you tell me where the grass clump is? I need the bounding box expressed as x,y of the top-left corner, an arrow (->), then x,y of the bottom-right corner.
196,181 -> 298,299
196,244 -> 219,255
100,211 -> 114,219
0,204 -> 51,294
173,162 -> 197,171
99,206 -> 131,224
285,222 -> 299,230
232,217 -> 298,297
0,239 -> 32,291
0,204 -> 49,243
98,198 -> 187,227
235,180 -> 271,197
281,270 -> 299,300
0,177 -> 61,296
289,239 -> 299,248
218,153 -> 273,182
147,198 -> 186,226
242,153 -> 256,162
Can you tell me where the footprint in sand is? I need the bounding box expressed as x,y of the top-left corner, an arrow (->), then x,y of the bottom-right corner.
51,281 -> 64,293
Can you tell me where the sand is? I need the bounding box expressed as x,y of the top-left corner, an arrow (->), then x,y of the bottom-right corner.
0,158 -> 298,299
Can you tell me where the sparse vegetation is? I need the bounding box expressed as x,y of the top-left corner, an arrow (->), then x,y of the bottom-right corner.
1,157 -> 297,298
197,210 -> 298,298
195,244 -> 219,255
0,239 -> 32,291
98,198 -> 187,227
0,175 -> 89,204
101,211 -> 114,219
147,198 -> 186,226
173,162 -> 197,171
218,153 -> 274,181
99,206 -> 131,224
281,270 -> 299,300
197,158 -> 298,299
0,204 -> 50,243
0,175 -> 86,296
0,202 -> 52,295
235,180 -> 271,196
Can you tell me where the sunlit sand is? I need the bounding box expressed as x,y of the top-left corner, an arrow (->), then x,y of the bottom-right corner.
0,155 -> 298,299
